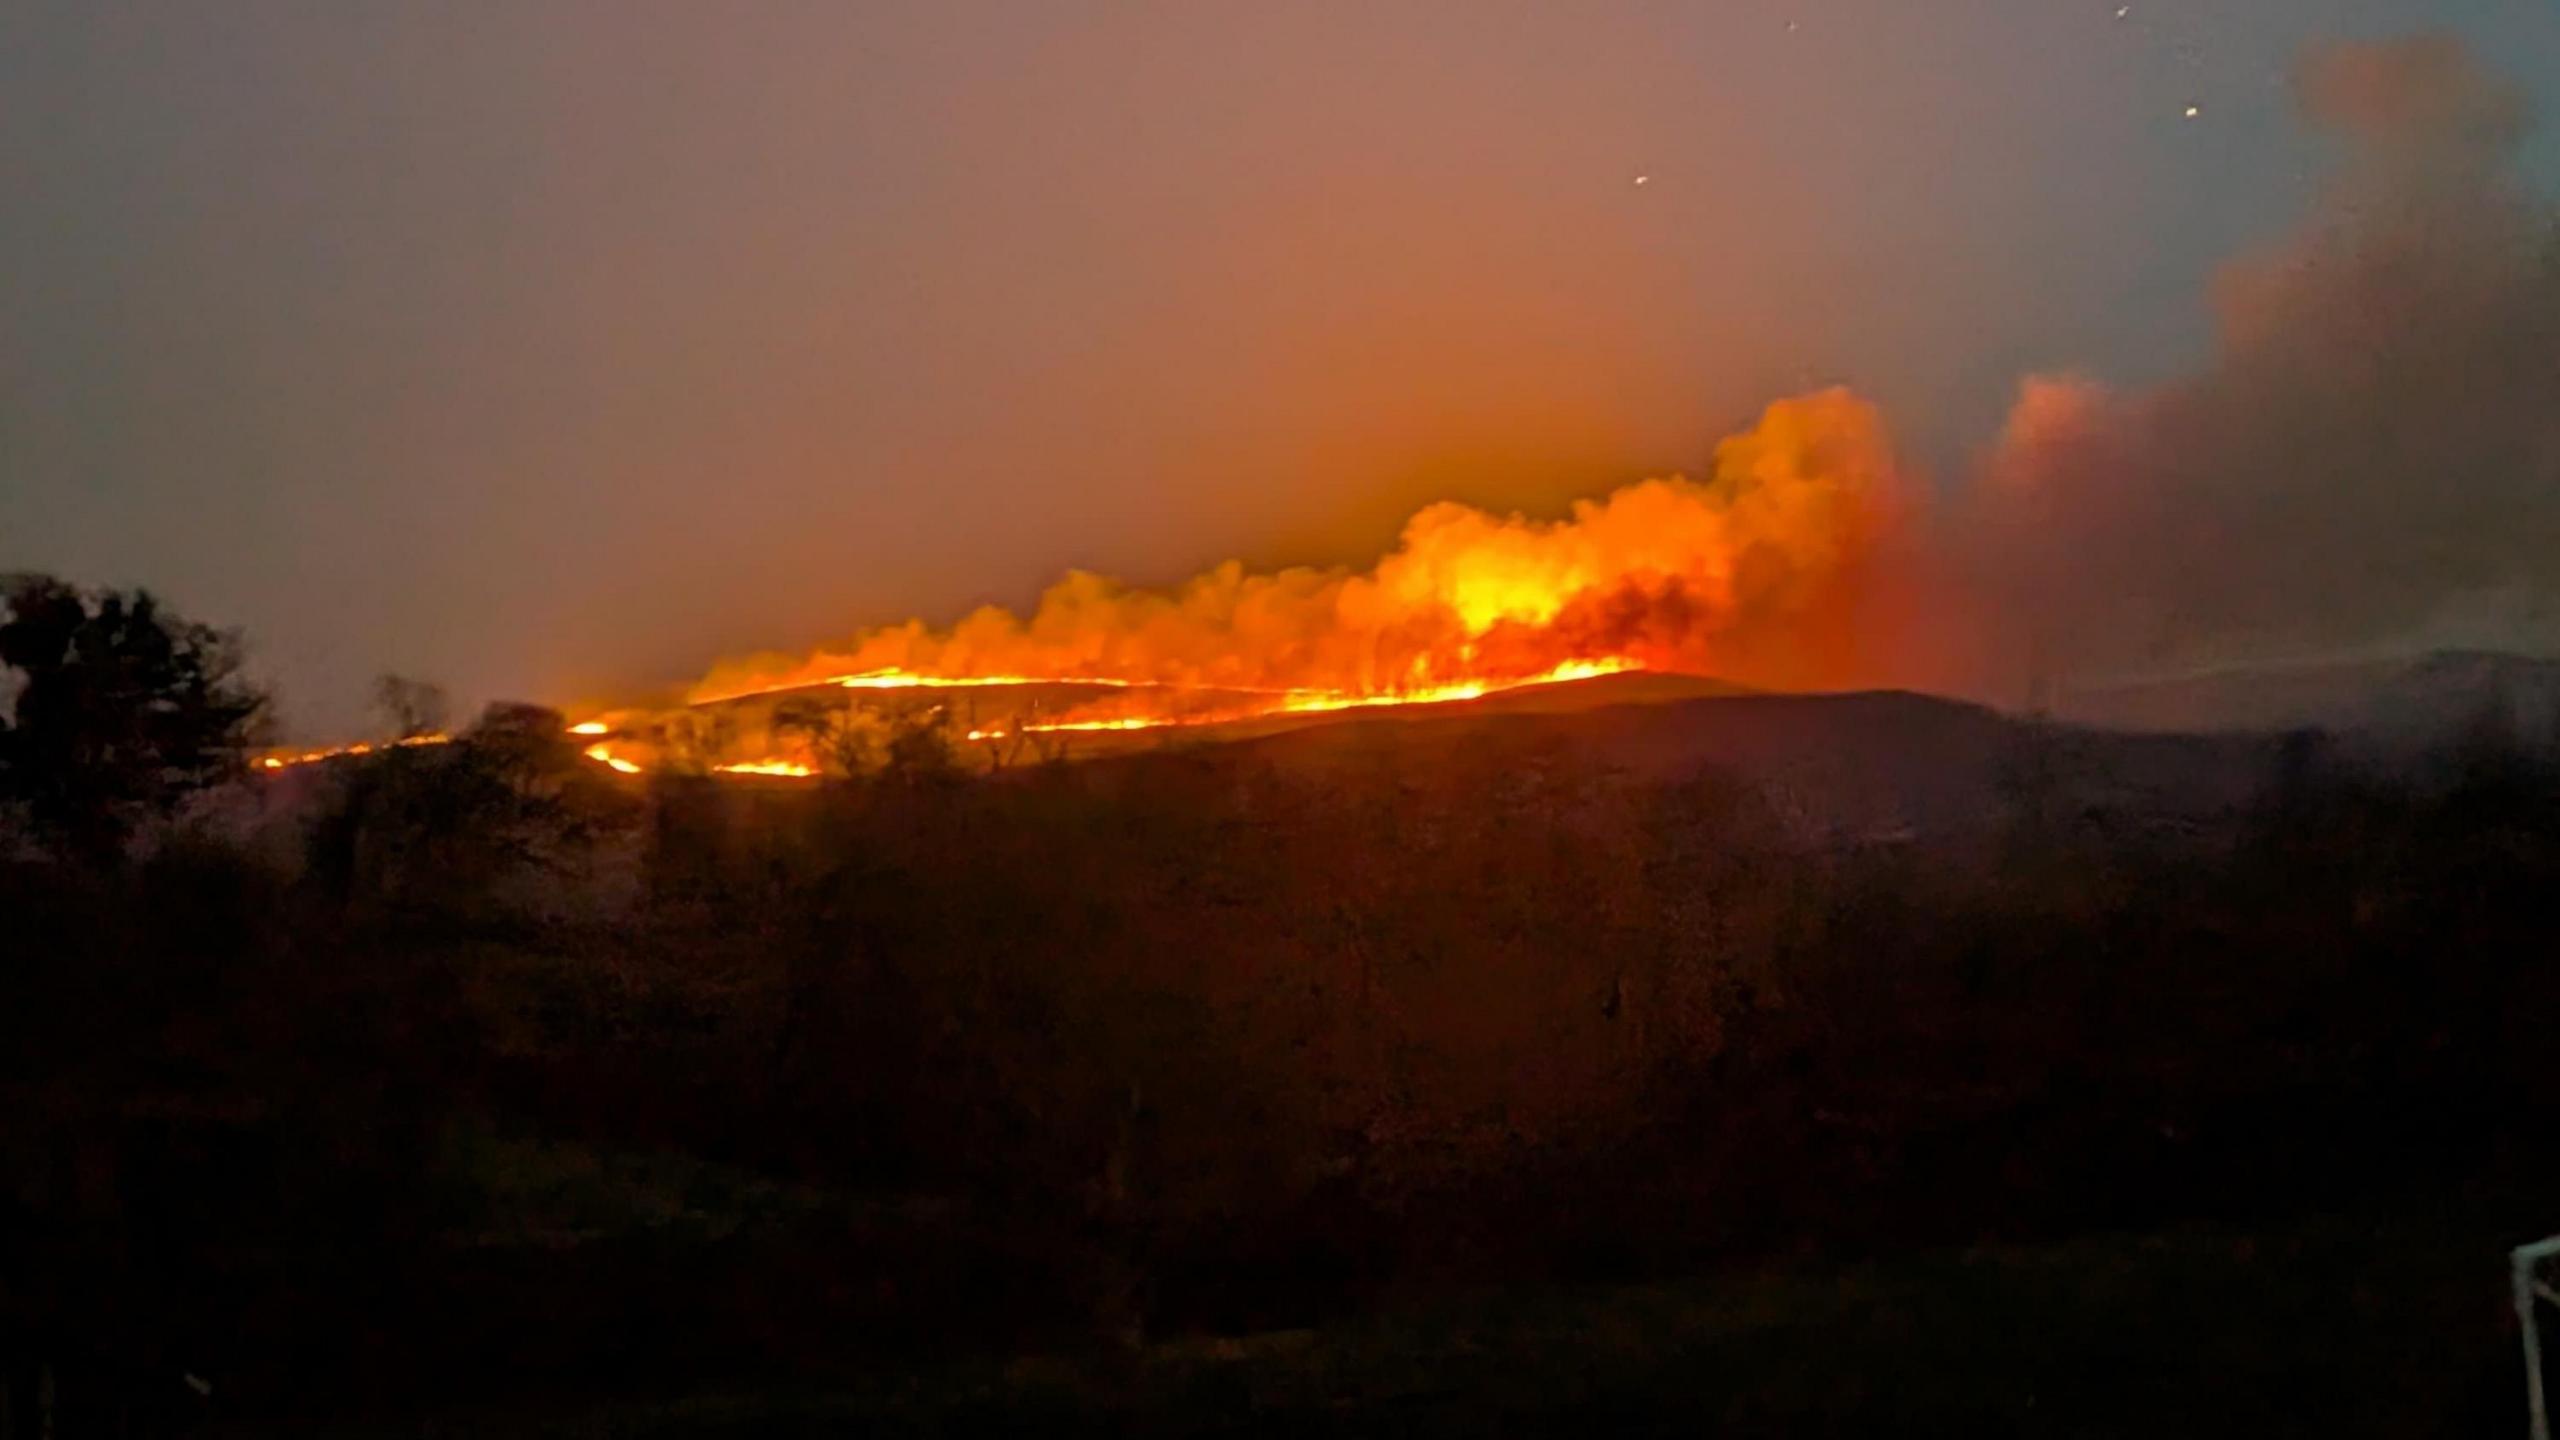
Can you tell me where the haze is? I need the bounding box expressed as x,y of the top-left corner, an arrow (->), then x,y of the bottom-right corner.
6,2 -> 2558,736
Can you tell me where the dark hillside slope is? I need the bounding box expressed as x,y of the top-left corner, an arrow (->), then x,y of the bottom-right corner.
2058,648 -> 2560,746
1198,690 -> 2274,846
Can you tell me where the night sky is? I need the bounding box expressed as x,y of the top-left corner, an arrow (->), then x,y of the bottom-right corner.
5,2 -> 2557,736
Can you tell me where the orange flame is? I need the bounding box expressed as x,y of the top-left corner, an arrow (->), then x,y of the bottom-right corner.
251,732 -> 453,772
962,656 -> 1642,740
691,390 -> 1898,738
713,759 -> 818,778
582,742 -> 645,774
250,391 -> 1902,780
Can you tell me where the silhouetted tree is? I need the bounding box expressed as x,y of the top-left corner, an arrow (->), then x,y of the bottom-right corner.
645,708 -> 738,776
303,699 -> 629,910
773,696 -> 879,777
371,673 -> 449,739
0,575 -> 265,860
879,702 -> 959,787
463,699 -> 584,787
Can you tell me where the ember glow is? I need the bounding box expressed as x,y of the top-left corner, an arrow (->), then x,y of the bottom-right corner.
253,733 -> 453,771
583,743 -> 643,775
713,760 -> 820,778
964,657 -> 1643,741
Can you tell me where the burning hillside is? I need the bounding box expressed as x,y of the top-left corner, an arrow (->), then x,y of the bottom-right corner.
700,388 -> 1897,711
259,38 -> 2560,784
249,389 -> 1898,778
538,389 -> 1903,776
254,390 -> 1895,779
252,389 -> 1905,778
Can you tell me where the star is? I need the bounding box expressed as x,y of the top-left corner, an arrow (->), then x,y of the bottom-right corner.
2183,105 -> 2200,119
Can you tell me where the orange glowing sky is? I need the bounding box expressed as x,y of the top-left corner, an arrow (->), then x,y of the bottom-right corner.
5,3 -> 2558,738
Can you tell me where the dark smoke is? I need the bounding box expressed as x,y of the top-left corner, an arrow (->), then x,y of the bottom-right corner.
1963,35 -> 2560,692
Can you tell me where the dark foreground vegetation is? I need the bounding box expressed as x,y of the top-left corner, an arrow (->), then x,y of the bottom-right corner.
5,576 -> 2560,1433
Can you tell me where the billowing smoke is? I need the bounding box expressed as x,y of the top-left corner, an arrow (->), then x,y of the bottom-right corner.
680,35 -> 2560,744
694,388 -> 1905,709
1962,35 -> 2560,693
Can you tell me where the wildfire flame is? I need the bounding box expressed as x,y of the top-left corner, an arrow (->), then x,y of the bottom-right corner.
712,759 -> 818,777
583,743 -> 644,774
960,656 -> 1641,741
695,390 -> 1897,731
253,732 -> 453,771
253,391 -> 1899,780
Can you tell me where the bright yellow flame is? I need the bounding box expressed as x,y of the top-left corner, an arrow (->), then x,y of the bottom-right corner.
713,760 -> 818,777
1019,716 -> 1177,735
690,667 -> 1171,706
990,657 -> 1641,737
687,390 -> 1899,725
251,732 -> 452,772
1267,656 -> 1634,716
583,743 -> 643,774
834,669 -> 1143,692
264,393 -> 1901,778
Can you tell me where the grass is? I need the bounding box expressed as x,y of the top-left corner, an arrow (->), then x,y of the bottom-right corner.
248,1191 -> 2543,1438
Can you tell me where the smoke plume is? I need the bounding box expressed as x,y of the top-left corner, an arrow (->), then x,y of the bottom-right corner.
1964,35 -> 2560,690
686,35 -> 2560,736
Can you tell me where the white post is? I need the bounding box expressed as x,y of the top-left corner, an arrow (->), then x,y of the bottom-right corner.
2517,1236 -> 2560,1440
